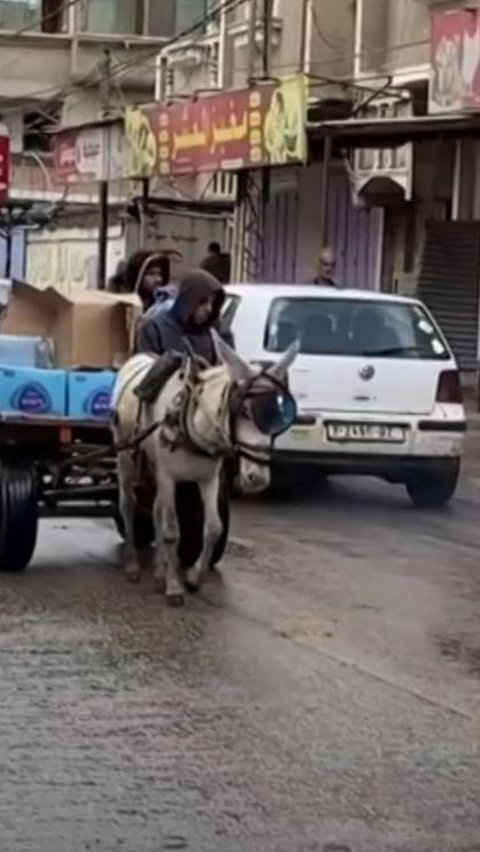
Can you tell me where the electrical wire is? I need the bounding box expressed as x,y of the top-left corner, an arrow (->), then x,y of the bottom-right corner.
0,0 -> 250,126
7,1 -> 430,138
310,4 -> 348,54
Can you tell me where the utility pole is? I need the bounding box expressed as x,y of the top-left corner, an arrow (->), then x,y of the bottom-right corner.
97,48 -> 112,290
260,0 -> 272,275
246,0 -> 258,82
262,0 -> 272,80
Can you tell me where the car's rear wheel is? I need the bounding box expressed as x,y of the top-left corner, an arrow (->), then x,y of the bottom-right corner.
406,463 -> 460,508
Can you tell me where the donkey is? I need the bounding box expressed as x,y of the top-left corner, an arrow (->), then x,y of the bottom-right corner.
110,335 -> 298,606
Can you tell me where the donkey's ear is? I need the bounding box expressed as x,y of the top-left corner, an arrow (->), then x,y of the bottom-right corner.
268,340 -> 300,380
213,330 -> 252,383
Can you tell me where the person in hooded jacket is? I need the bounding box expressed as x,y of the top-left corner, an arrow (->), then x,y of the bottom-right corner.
135,267 -> 234,355
135,268 -> 232,571
123,249 -> 175,310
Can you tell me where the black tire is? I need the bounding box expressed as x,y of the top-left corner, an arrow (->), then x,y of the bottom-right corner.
406,465 -> 460,508
113,510 -> 155,550
0,460 -> 38,572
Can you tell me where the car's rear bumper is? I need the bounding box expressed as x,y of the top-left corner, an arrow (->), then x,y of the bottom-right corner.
274,411 -> 466,472
272,450 -> 460,480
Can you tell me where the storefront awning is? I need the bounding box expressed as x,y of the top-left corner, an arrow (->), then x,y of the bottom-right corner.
308,114 -> 480,150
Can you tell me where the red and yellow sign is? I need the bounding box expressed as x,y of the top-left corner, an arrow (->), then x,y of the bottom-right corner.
125,75 -> 307,178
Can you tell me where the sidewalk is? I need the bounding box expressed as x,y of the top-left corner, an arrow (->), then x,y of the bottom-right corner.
468,411 -> 480,432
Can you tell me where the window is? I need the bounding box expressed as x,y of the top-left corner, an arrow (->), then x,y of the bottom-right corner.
0,0 -> 65,32
0,0 -> 39,31
264,298 -> 450,361
175,0 -> 207,34
82,0 -> 175,37
23,107 -> 60,152
221,295 -> 240,329
242,0 -> 280,21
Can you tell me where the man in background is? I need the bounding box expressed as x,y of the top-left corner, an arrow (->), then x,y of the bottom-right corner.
200,241 -> 231,284
313,247 -> 338,287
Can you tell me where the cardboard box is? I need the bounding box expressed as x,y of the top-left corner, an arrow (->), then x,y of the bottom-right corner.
1,282 -> 141,369
67,370 -> 116,419
0,365 -> 67,417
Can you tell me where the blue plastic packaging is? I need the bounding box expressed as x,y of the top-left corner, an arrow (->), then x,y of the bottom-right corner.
67,370 -> 116,420
0,366 -> 67,417
0,334 -> 53,368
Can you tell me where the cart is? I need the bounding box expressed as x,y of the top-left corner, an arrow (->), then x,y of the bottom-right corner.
0,413 -> 229,573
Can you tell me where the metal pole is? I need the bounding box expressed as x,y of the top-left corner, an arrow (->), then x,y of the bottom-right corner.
319,135 -> 332,247
97,180 -> 108,289
247,0 -> 258,80
299,0 -> 309,73
259,0 -> 273,278
262,0 -> 272,79
139,177 -> 149,247
97,49 -> 112,290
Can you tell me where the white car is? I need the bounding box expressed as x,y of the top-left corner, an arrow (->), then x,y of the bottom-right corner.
223,283 -> 466,507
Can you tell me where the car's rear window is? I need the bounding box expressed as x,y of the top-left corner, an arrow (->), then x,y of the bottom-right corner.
264,298 -> 450,360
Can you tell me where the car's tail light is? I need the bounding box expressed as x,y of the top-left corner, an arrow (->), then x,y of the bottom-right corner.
436,370 -> 463,404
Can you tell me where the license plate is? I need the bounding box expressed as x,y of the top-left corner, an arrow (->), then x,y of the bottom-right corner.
326,422 -> 406,443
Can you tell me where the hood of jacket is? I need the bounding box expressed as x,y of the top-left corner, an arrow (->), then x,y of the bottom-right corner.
170,269 -> 225,331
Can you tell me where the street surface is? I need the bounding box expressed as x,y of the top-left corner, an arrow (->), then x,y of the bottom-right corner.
2,459 -> 480,851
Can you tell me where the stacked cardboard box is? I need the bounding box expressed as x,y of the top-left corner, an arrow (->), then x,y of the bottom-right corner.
0,282 -> 141,420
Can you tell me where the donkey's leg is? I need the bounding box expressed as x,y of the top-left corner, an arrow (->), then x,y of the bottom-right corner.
185,474 -> 222,593
154,471 -> 185,606
118,451 -> 141,583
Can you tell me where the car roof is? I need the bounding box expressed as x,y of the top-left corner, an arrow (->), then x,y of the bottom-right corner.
224,283 -> 420,306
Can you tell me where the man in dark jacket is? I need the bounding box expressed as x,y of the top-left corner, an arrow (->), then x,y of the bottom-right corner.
136,267 -> 233,356
122,249 -> 174,310
313,247 -> 338,287
135,268 -> 231,571
200,242 -> 231,284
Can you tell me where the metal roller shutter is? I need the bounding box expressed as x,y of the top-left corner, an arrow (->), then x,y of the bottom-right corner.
417,221 -> 480,370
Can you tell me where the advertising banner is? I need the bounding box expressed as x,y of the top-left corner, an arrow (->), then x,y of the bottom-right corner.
430,8 -> 480,113
125,75 -> 307,177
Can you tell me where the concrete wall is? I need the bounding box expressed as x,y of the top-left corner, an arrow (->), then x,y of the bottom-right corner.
26,225 -> 126,292
126,210 -> 229,268
382,139 -> 455,295
360,0 -> 429,75
170,0 -> 355,95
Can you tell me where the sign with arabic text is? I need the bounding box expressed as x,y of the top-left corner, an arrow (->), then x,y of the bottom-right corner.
125,75 -> 307,177
53,121 -> 124,185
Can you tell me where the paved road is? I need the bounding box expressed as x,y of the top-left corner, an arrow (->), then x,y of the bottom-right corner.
1,475 -> 480,851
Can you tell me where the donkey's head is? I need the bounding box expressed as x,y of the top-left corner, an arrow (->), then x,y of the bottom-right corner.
214,335 -> 299,494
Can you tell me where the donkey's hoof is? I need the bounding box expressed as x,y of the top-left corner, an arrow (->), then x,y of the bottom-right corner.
185,579 -> 200,594
125,569 -> 141,584
167,592 -> 185,608
153,576 -> 166,594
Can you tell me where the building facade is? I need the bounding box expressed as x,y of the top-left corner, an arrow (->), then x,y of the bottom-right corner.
0,0 -> 210,280
348,0 -> 480,377
157,0 -> 376,286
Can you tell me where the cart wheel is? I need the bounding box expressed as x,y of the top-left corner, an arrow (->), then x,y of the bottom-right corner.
0,460 -> 38,572
113,510 -> 155,550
